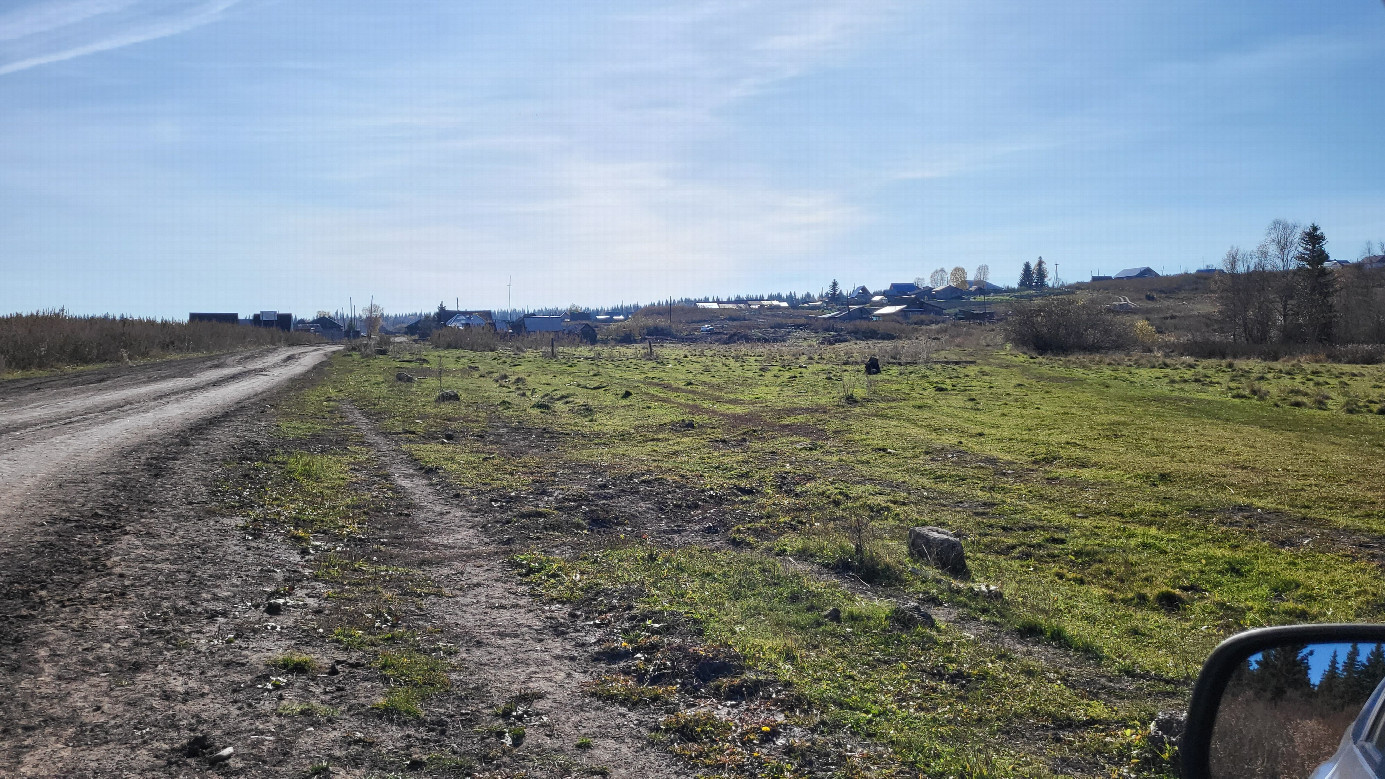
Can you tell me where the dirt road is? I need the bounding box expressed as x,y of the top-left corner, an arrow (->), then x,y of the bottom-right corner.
0,350 -> 681,778
0,347 -> 334,528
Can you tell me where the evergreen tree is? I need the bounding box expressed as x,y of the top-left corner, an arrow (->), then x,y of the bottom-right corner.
1318,650 -> 1343,704
1294,223 -> 1336,343
1341,643 -> 1363,702
827,279 -> 842,303
1033,257 -> 1049,289
1249,645 -> 1313,701
1361,643 -> 1385,697
1019,261 -> 1034,289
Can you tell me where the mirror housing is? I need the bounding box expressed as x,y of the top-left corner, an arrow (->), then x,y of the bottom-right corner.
1184,624 -> 1385,779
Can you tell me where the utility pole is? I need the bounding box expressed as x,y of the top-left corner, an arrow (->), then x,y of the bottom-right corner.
507,276 -> 512,316
1053,263 -> 1060,288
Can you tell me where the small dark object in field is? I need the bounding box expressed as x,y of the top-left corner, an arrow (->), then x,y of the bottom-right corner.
888,604 -> 937,631
436,390 -> 461,402
822,607 -> 841,623
701,523 -> 719,534
264,600 -> 284,615
206,746 -> 234,765
407,755 -> 428,769
184,734 -> 212,757
375,347 -> 389,355
1148,710 -> 1186,752
621,389 -> 633,398
395,372 -> 415,383
865,356 -> 881,375
908,526 -> 968,576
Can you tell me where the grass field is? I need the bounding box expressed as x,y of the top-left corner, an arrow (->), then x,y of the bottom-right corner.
323,340 -> 1385,776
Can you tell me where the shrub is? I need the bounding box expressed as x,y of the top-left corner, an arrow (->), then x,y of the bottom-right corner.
1004,297 -> 1137,354
0,309 -> 311,372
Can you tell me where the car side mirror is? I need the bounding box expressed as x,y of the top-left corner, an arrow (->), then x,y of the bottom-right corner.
1183,624 -> 1385,779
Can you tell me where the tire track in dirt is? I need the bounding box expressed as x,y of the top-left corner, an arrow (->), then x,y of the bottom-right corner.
341,401 -> 685,779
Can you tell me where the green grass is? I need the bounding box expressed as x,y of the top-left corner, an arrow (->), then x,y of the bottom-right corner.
326,343 -> 1385,776
269,652 -> 319,674
370,649 -> 452,720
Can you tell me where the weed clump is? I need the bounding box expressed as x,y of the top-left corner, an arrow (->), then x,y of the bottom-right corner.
269,652 -> 319,674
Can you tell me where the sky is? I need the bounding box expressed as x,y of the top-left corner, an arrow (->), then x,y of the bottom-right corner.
1,0 -> 1383,318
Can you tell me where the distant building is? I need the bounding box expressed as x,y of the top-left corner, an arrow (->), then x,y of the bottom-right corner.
1113,267 -> 1160,279
445,311 -> 494,329
517,314 -> 566,333
930,285 -> 966,301
1089,275 -> 1113,282
817,305 -> 873,321
1193,267 -> 1223,276
403,317 -> 433,337
309,316 -> 345,340
189,312 -> 239,325
885,282 -> 921,297
251,311 -> 293,331
1361,255 -> 1385,270
568,322 -> 598,344
967,280 -> 1004,293
873,303 -> 945,322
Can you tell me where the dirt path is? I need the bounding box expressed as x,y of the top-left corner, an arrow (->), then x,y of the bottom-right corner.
340,401 -> 683,778
0,347 -> 335,529
0,353 -> 688,777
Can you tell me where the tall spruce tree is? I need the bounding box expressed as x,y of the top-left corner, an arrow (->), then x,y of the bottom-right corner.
1319,650 -> 1344,705
1341,643 -> 1363,702
1250,645 -> 1313,701
1033,257 -> 1049,289
827,279 -> 842,303
1361,643 -> 1385,698
1019,261 -> 1034,289
1294,223 -> 1336,343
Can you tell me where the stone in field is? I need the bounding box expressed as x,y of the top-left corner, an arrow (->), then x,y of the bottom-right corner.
908,526 -> 968,576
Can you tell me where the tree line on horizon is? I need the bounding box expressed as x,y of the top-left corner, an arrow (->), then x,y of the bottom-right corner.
1215,220 -> 1385,349
1232,642 -> 1385,711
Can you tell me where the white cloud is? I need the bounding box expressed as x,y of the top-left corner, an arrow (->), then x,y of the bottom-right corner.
0,0 -> 245,76
0,0 -> 134,42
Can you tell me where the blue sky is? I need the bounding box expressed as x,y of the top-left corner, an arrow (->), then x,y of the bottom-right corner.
1,1 -> 1382,318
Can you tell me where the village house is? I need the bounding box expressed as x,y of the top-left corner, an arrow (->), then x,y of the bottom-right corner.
1114,267 -> 1160,279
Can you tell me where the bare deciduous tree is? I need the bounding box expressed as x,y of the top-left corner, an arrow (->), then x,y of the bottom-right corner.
929,267 -> 948,288
975,264 -> 990,285
1258,219 -> 1302,343
1261,219 -> 1302,271
949,266 -> 968,288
